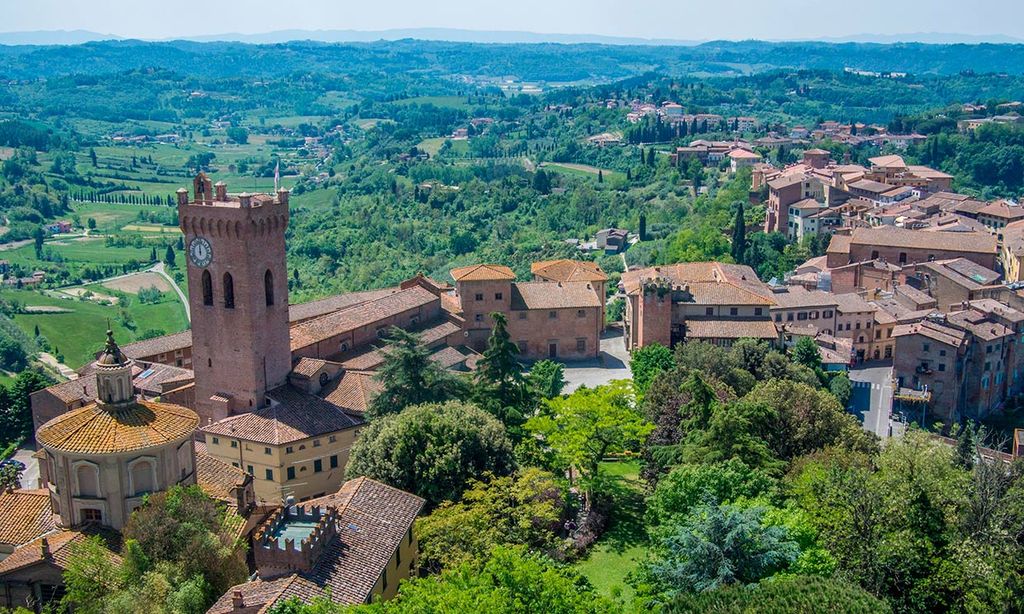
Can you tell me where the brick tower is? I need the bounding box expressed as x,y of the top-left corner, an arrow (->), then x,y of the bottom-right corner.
178,173 -> 291,424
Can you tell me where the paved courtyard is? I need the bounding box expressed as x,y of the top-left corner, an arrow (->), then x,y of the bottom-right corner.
560,328 -> 632,392
12,442 -> 40,489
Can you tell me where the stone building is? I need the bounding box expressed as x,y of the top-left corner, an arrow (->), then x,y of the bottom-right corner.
34,331 -> 200,530
826,226 -> 997,270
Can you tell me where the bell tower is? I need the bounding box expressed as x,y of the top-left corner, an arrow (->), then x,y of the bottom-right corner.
178,173 -> 292,425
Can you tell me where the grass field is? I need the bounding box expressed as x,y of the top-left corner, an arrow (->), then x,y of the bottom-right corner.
1,239 -> 154,268
0,287 -> 188,369
541,162 -> 626,182
417,137 -> 470,156
574,460 -> 647,604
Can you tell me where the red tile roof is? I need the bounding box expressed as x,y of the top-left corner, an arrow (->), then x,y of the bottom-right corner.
0,490 -> 56,547
450,264 -> 516,282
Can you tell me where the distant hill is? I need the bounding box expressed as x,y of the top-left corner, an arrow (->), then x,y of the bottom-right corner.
181,28 -> 703,46
0,38 -> 1022,82
0,30 -> 121,45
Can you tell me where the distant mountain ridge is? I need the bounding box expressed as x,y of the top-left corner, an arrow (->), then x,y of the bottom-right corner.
0,28 -> 1020,47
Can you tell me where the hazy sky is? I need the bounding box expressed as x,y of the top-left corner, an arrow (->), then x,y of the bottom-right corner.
2,0 -> 1022,41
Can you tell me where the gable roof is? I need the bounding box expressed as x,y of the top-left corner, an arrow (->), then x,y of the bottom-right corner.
120,330 -> 193,359
0,527 -> 121,576
620,262 -> 772,305
196,450 -> 250,506
320,371 -> 381,414
849,226 -> 996,255
450,264 -> 516,282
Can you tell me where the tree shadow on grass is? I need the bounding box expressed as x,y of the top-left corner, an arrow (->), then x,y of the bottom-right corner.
592,465 -> 649,554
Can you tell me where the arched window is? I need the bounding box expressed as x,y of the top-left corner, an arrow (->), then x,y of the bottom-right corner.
201,270 -> 213,306
223,272 -> 235,309
129,459 -> 155,497
75,463 -> 99,498
264,270 -> 275,306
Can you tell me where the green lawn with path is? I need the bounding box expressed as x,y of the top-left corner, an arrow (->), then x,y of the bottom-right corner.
574,460 -> 648,605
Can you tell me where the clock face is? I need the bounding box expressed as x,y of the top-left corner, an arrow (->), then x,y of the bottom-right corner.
189,237 -> 213,267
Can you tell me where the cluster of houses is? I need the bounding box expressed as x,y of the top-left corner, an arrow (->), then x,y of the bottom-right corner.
958,101 -> 1024,132
0,175 -> 617,612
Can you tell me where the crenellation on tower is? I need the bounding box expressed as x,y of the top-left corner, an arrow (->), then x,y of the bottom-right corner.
179,173 -> 292,424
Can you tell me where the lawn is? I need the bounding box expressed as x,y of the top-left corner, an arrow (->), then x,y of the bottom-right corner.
541,162 -> 625,182
2,239 -> 154,268
417,137 -> 470,157
0,288 -> 189,369
574,460 -> 648,604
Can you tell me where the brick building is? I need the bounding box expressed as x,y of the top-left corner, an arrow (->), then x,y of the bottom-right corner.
826,226 -> 997,270
621,262 -> 779,350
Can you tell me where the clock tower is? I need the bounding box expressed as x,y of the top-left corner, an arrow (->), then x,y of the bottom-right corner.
178,173 -> 292,425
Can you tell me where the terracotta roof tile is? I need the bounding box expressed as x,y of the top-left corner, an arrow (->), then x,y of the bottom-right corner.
320,371 -> 381,414
686,319 -> 779,340
120,330 -> 193,360
36,400 -> 199,455
510,281 -> 602,310
201,385 -> 363,445
289,286 -> 438,351
450,264 -> 515,282
850,226 -> 996,255
289,288 -> 402,323
0,527 -> 120,576
0,490 -> 56,547
196,450 -> 249,505
530,259 -> 608,283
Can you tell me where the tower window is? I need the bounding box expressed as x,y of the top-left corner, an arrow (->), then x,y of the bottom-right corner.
223,272 -> 235,309
201,270 -> 213,306
265,270 -> 275,306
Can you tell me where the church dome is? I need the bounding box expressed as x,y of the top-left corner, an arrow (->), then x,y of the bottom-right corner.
36,400 -> 199,455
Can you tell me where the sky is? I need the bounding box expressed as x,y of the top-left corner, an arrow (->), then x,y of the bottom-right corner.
1,0 -> 1022,41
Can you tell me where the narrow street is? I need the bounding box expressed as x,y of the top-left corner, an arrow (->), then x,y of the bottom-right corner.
848,364 -> 901,439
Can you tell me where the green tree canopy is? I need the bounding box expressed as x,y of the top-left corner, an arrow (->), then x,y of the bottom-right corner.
347,400 -> 515,506
368,327 -> 466,418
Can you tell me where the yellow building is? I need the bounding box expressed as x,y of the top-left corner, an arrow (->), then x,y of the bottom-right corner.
200,384 -> 363,504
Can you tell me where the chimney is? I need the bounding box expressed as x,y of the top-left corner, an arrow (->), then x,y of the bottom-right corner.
231,590 -> 244,610
238,193 -> 252,209
215,181 -> 228,201
40,538 -> 50,560
277,188 -> 290,206
176,188 -> 189,207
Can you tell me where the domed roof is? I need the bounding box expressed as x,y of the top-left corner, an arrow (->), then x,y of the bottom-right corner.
96,330 -> 128,367
37,400 -> 199,455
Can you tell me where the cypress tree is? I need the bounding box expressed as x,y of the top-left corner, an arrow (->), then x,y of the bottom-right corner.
731,203 -> 746,264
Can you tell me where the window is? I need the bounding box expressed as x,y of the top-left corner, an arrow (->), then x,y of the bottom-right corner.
287,467 -> 295,480
982,375 -> 990,390
246,465 -> 253,475
797,312 -> 808,321
328,435 -> 336,443
576,338 -> 586,352
230,440 -> 238,449
517,341 -> 528,354
330,455 -> 338,469
475,293 -> 484,301
495,293 -> 503,300
285,446 -> 293,454
76,464 -> 99,498
265,469 -> 274,480
129,459 -> 155,496
986,345 -> 993,354
549,311 -> 557,319
707,308 -> 715,316
787,313 -> 794,322
201,270 -> 213,306
939,349 -> 946,356
898,252 -> 907,264
938,363 -> 946,372
264,447 -> 272,455
314,459 -> 323,473
730,307 -> 739,316
774,314 -> 781,322
81,508 -> 103,524
985,361 -> 991,371
475,314 -> 484,322
875,329 -> 881,339
313,439 -> 321,448
212,437 -> 219,445
871,250 -> 879,259
223,272 -> 235,308
755,308 -> 763,316
923,342 -> 930,352
518,312 -> 528,320
823,310 -> 833,318
577,309 -> 586,318
264,270 -> 275,306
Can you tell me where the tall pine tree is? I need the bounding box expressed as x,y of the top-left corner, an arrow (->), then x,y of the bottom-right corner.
473,313 -> 531,434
